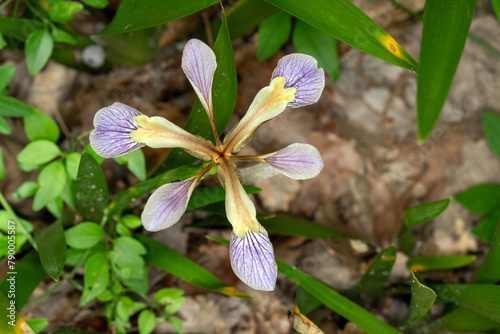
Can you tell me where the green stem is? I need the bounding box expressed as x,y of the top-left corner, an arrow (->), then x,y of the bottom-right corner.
0,191 -> 37,250
24,280 -> 63,308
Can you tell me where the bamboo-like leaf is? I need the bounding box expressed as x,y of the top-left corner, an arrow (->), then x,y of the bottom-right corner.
455,184 -> 500,215
425,307 -> 500,333
472,210 -> 500,243
401,272 -> 436,326
407,255 -> 476,272
35,220 -> 67,280
355,245 -> 396,299
473,219 -> 500,284
136,234 -> 250,299
264,0 -> 417,72
482,111 -> 500,159
257,11 -> 291,62
100,0 -> 220,35
404,198 -> 451,228
417,0 -> 476,141
0,291 -> 34,333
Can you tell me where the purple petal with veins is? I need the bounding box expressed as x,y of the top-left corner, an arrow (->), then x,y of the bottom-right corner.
142,178 -> 197,231
264,143 -> 323,180
89,102 -> 144,158
230,229 -> 277,291
181,39 -> 217,116
272,54 -> 325,108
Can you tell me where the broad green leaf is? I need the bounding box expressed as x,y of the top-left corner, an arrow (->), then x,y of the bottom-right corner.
355,245 -> 396,298
0,17 -> 44,40
0,34 -> 6,49
49,1 -> 84,23
119,214 -> 143,229
25,29 -> 54,76
0,147 -> 4,180
165,296 -> 186,314
473,219 -> 500,284
17,140 -> 62,166
401,272 -> 436,326
472,209 -> 500,243
0,65 -> 15,92
51,27 -> 77,45
494,0 -> 500,21
114,149 -> 147,181
136,234 -> 250,299
482,111 -> 500,159
257,11 -> 291,62
417,0 -> 476,141
24,109 -> 60,143
12,181 -> 38,200
33,160 -> 67,211
293,19 -> 339,81
168,316 -> 183,333
80,252 -> 110,306
75,153 -> 109,222
455,184 -> 500,215
0,251 -> 46,309
425,307 -> 500,333
46,197 -> 63,217
155,288 -> 185,305
82,0 -> 109,9
138,309 -> 156,334
295,286 -> 322,315
114,236 -> 146,256
35,220 -> 67,280
187,185 -> 261,211
101,0 -> 220,35
407,255 -> 476,272
26,318 -> 48,334
65,152 -> 82,181
153,13 -> 236,174
264,0 -> 417,72
0,96 -> 34,117
434,284 -> 500,324
404,198 -> 451,228
84,144 -> 105,165
0,116 -> 11,135
65,222 -> 105,250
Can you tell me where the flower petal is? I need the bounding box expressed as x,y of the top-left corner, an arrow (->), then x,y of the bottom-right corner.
131,115 -> 219,161
217,159 -> 260,237
263,143 -> 324,180
142,178 -> 198,231
89,102 -> 144,158
223,76 -> 296,153
230,228 -> 277,291
272,54 -> 325,107
182,39 -> 217,119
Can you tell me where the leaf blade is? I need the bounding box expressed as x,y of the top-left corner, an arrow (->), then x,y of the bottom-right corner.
35,220 -> 67,280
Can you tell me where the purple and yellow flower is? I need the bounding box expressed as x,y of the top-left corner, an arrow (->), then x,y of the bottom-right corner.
90,39 -> 325,291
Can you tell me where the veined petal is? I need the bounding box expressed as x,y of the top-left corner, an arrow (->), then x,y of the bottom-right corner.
230,227 -> 277,291
272,54 -> 325,108
263,143 -> 324,180
131,115 -> 218,161
217,159 -> 260,237
142,178 -> 199,231
182,39 -> 217,120
223,77 -> 296,153
89,102 -> 144,158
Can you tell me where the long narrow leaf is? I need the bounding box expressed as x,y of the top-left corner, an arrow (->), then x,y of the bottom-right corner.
473,220 -> 500,284
264,0 -> 417,72
355,245 -> 396,299
417,0 -> 475,141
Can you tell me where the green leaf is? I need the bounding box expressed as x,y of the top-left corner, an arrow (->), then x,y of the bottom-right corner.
80,252 -> 110,306
25,29 -> 54,76
155,288 -> 185,305
0,17 -> 44,41
46,196 -> 63,217
165,296 -> 186,314
417,0 -> 476,141
65,152 -> 82,181
425,307 -> 500,333
75,153 -> 109,222
494,0 -> 500,21
12,180 -> 38,200
0,251 -> 46,309
26,318 -> 49,334
407,255 -> 476,272
81,0 -> 109,9
473,219 -> 500,284
293,19 -> 340,81
101,0 -> 220,35
257,11 -> 291,62
0,116 -> 11,135
187,185 -> 261,211
264,0 -> 417,72
17,140 -> 62,166
119,214 -> 143,229
152,13 -> 236,175
0,65 -> 15,92
0,291 -> 30,333
35,220 -> 67,280
24,109 -> 60,143
401,272 -> 436,326
114,149 -> 147,181
84,144 -> 105,165
168,316 -> 183,334
0,34 -> 6,49
138,309 -> 156,334
355,245 -> 396,298
295,286 -> 322,315
136,234 -> 250,299
49,1 -> 84,23
51,27 -> 77,45
114,236 -> 146,256
472,209 -> 500,243
0,147 -> 4,180
455,184 -> 500,215
433,284 -> 500,324
404,198 -> 451,228
33,160 -> 67,211
0,96 -> 34,117
65,222 -> 105,250
482,111 -> 500,159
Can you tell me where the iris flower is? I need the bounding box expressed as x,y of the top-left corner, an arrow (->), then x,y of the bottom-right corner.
90,39 -> 325,291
